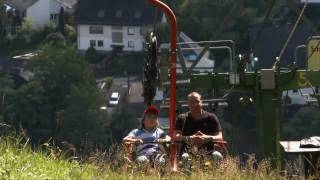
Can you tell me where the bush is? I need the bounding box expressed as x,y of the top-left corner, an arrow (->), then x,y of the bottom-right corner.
31,23 -> 56,45
85,46 -> 100,64
104,77 -> 113,90
64,24 -> 76,43
44,32 -> 66,47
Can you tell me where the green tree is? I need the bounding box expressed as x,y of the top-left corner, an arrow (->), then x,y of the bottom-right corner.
57,7 -> 65,35
0,70 -> 15,135
85,46 -> 100,64
172,0 -> 288,49
44,32 -> 66,47
27,45 -> 106,147
108,106 -> 138,144
283,106 -> 320,140
0,0 -> 7,46
7,81 -> 53,141
58,83 -> 107,149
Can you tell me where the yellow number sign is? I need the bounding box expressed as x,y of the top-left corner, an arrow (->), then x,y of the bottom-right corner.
307,37 -> 320,70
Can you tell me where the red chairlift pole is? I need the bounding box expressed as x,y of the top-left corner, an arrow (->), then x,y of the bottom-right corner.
147,0 -> 177,169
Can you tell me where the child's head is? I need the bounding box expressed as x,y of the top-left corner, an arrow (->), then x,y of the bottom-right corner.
141,106 -> 159,130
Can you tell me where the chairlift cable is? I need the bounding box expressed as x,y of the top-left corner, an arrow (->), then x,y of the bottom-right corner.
275,2 -> 308,66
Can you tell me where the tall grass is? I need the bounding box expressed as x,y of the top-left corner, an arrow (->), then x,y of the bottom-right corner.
0,135 -> 308,179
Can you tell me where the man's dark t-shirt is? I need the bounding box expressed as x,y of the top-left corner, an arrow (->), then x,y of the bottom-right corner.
175,111 -> 222,152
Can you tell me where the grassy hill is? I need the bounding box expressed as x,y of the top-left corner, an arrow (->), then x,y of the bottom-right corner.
0,135 -> 304,179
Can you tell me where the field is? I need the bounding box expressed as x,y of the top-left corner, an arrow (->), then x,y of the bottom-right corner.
0,136 -> 308,179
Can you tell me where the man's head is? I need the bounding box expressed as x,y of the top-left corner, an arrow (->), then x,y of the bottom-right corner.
187,92 -> 203,116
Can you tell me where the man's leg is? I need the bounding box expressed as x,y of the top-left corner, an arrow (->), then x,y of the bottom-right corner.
211,151 -> 223,162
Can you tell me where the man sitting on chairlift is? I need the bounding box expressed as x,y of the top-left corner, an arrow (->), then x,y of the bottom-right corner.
174,92 -> 224,162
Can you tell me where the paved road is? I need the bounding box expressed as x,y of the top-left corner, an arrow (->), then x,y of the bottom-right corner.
105,75 -> 169,128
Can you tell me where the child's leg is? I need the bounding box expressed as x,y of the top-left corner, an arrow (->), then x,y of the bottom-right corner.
136,155 -> 150,164
154,153 -> 167,165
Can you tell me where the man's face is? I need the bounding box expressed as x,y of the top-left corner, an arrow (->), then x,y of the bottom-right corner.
188,94 -> 202,114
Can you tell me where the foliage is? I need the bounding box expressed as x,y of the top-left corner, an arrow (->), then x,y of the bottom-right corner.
283,106 -> 320,140
57,7 -> 65,35
103,77 -> 113,90
58,83 -> 107,148
6,81 -> 53,141
0,0 -> 7,46
85,46 -> 100,64
171,0 -> 288,51
107,106 -> 138,144
10,20 -> 32,50
44,32 -> 66,47
106,53 -> 144,75
31,23 -> 56,45
0,135 -> 308,179
3,45 -> 108,148
64,24 -> 76,43
0,71 -> 15,135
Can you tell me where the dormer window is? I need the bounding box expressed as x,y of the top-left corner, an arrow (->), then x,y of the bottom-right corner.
115,10 -> 122,17
134,11 -> 142,19
97,10 -> 105,18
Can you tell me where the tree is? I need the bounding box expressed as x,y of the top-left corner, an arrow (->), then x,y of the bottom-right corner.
0,0 -> 7,46
283,106 -> 320,140
0,70 -> 15,135
7,81 -> 53,141
172,0 -> 288,51
57,7 -> 65,35
58,83 -> 107,149
24,45 -> 107,147
108,106 -> 138,144
85,46 -> 100,64
44,32 -> 66,47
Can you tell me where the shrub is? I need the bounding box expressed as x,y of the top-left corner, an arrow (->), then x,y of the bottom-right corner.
44,32 -> 66,47
85,46 -> 100,64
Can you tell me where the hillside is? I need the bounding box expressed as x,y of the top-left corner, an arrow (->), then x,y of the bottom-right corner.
0,135 -> 306,179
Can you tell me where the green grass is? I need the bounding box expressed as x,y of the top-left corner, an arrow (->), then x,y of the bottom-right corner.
0,135 -> 306,179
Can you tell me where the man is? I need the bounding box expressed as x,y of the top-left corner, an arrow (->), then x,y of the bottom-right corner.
174,92 -> 224,161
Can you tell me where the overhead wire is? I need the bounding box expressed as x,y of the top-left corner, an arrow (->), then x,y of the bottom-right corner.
274,2 -> 308,67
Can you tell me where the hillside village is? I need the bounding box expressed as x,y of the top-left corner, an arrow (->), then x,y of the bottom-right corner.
0,1 -> 320,178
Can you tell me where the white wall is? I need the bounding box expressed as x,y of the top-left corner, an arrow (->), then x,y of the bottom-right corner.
27,0 -> 50,27
78,25 -> 145,52
50,0 -> 61,16
26,0 -> 62,28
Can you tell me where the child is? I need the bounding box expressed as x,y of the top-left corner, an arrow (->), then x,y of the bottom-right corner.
123,106 -> 170,164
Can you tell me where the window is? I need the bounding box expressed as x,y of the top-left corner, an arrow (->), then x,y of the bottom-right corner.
97,10 -> 105,18
50,14 -> 58,21
128,27 -> 135,35
112,26 -> 122,30
134,11 -> 142,19
90,40 -> 96,47
89,26 -> 103,34
97,40 -> 104,47
128,41 -> 134,48
140,27 -> 145,36
115,10 -> 122,17
112,32 -> 123,43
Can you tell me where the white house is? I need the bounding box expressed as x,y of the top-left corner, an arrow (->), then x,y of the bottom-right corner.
4,0 -> 77,28
75,0 -> 165,52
